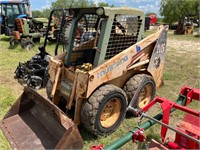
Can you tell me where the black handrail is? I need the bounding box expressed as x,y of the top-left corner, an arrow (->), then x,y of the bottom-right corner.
43,9 -> 68,56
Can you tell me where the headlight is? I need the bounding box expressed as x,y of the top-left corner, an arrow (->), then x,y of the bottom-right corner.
96,8 -> 104,16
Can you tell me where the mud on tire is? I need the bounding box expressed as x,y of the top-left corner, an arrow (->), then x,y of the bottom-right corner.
81,84 -> 127,136
123,74 -> 156,109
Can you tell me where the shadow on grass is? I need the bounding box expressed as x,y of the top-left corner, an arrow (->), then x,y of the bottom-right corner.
66,107 -> 97,142
78,114 -> 137,144
8,43 -> 20,50
194,34 -> 200,38
79,126 -> 98,142
0,36 -> 10,42
137,131 -> 161,149
125,111 -> 137,119
40,39 -> 58,46
8,46 -> 17,50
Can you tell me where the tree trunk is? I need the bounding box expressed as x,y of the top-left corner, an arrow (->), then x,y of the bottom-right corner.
174,17 -> 185,34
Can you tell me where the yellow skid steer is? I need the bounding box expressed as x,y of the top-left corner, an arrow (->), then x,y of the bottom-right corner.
1,7 -> 168,149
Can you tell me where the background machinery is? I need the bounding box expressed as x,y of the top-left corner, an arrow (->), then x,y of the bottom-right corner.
0,0 -> 27,36
14,46 -> 50,89
0,0 -> 38,36
0,0 -> 45,49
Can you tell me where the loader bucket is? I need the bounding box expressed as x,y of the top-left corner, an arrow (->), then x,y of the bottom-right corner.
0,87 -> 83,149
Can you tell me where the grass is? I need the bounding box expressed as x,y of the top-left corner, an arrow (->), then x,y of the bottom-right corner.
0,30 -> 199,150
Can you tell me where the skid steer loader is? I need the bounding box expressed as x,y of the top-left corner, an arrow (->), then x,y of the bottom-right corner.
0,7 -> 168,149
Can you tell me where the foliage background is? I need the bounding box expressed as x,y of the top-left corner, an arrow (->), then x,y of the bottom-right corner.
160,0 -> 199,25
32,0 -> 113,18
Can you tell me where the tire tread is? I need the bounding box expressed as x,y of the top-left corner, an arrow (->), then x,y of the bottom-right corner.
81,84 -> 127,136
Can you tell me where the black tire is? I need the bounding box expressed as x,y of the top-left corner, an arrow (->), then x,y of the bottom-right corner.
32,37 -> 40,43
123,74 -> 156,109
46,79 -> 53,99
21,39 -> 35,50
14,65 -> 25,79
9,37 -> 19,48
27,76 -> 42,90
81,84 -> 127,136
47,37 -> 56,42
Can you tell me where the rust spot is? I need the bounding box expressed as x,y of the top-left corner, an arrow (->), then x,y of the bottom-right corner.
81,92 -> 86,97
80,83 -> 84,89
89,75 -> 94,81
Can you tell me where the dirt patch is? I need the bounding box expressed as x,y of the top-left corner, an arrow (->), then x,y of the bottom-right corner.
167,38 -> 200,53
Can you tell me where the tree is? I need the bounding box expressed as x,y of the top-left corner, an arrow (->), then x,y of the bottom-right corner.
31,0 -> 114,18
51,0 -> 95,9
32,9 -> 51,18
160,0 -> 199,25
51,0 -> 113,9
97,2 -> 114,7
42,9 -> 51,18
32,10 -> 43,18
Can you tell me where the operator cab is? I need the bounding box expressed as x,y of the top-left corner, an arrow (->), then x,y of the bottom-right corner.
61,7 -> 144,69
44,7 -> 144,72
64,11 -> 101,67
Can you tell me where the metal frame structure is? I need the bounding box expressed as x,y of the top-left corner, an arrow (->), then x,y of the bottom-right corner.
92,86 -> 200,150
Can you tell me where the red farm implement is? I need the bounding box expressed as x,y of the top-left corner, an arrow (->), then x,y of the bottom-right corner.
91,86 -> 200,150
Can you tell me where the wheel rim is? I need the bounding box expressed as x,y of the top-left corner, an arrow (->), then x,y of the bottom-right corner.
138,84 -> 152,108
28,78 -> 42,90
100,98 -> 121,128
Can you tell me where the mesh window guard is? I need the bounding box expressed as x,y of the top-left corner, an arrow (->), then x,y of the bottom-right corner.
105,15 -> 142,59
73,14 -> 99,51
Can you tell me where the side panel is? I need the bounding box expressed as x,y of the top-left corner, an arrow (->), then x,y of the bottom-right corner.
107,70 -> 150,88
147,27 -> 168,88
87,26 -> 167,98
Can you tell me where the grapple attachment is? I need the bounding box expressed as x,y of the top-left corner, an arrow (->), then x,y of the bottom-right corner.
0,87 -> 83,149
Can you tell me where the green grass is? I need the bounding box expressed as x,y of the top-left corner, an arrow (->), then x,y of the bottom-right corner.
34,18 -> 49,23
0,36 -> 57,150
0,31 -> 199,149
0,85 -> 15,118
